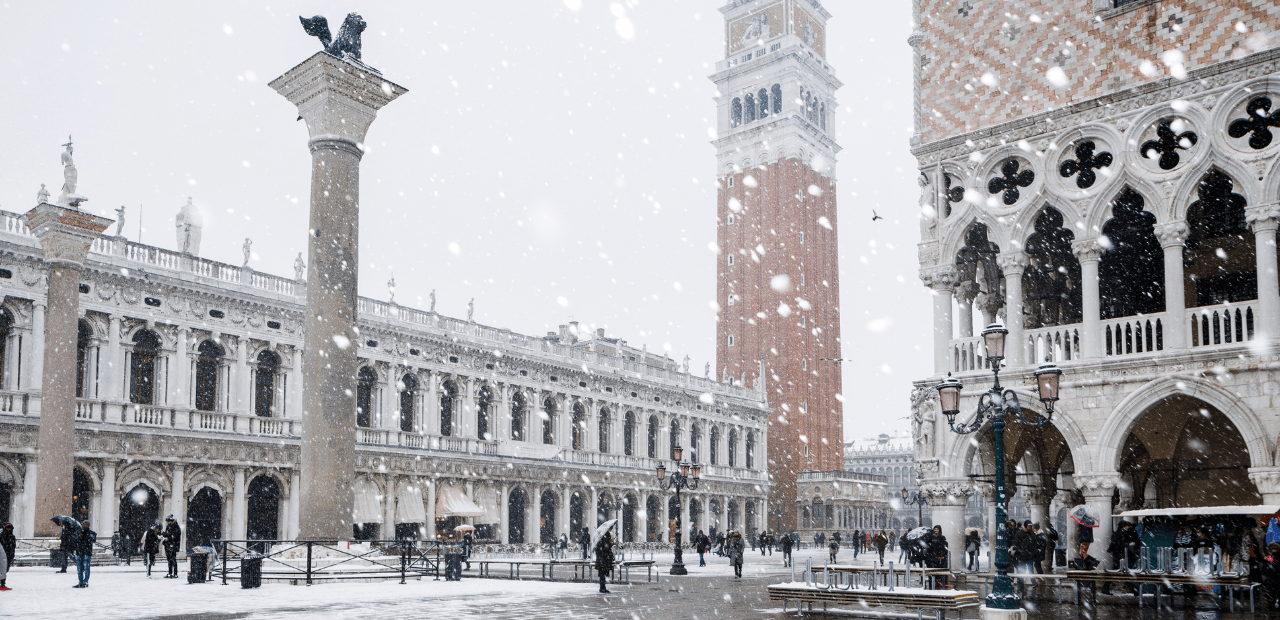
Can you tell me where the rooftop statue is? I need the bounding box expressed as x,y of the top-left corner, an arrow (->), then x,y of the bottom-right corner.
56,137 -> 88,207
300,13 -> 367,63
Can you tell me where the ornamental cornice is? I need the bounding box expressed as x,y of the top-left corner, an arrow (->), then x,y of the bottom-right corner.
910,48 -> 1280,162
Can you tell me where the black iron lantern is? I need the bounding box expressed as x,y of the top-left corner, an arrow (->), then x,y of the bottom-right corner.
935,374 -> 963,425
982,323 -> 1008,363
1034,358 -> 1063,411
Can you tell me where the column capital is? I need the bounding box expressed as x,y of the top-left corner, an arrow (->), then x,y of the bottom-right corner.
955,281 -> 982,304
21,203 -> 112,266
1155,220 -> 1190,248
919,266 -> 958,291
918,478 -> 973,506
1248,467 -> 1280,499
1071,238 -> 1106,263
1071,472 -> 1121,499
270,52 -> 408,145
1246,206 -> 1280,232
997,251 -> 1029,276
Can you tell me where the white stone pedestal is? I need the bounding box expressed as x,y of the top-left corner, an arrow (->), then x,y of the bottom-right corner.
979,607 -> 1027,620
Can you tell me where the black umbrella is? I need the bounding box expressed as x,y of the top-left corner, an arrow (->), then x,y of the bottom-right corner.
51,515 -> 82,533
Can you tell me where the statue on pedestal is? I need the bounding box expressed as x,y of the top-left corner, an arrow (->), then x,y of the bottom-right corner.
467,298 -> 474,322
242,238 -> 252,267
114,206 -> 126,237
387,276 -> 396,303
293,252 -> 306,281
175,197 -> 203,255
682,355 -> 690,374
704,362 -> 710,378
56,138 -> 88,207
299,13 -> 368,63
36,184 -> 49,205
429,289 -> 436,313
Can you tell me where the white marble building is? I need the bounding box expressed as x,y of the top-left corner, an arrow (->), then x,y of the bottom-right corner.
910,18 -> 1280,570
0,202 -> 770,550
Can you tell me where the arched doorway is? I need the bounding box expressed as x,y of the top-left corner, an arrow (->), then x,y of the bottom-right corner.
1100,188 -> 1164,321
119,483 -> 160,549
508,488 -> 527,543
246,475 -> 281,546
72,468 -> 93,526
355,366 -> 376,428
129,330 -> 162,404
195,340 -> 224,411
569,491 -> 584,537
254,351 -> 280,417
621,494 -> 636,542
597,492 -> 614,527
744,500 -> 756,537
399,373 -> 418,432
539,490 -> 557,544
646,496 -> 660,542
186,487 -> 222,551
1119,395 -> 1259,508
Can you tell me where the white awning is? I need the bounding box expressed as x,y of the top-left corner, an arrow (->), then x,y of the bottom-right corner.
1116,505 -> 1280,518
435,485 -> 486,518
396,483 -> 427,524
352,479 -> 384,524
477,486 -> 501,524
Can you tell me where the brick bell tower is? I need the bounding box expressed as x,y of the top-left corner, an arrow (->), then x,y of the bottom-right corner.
712,0 -> 843,531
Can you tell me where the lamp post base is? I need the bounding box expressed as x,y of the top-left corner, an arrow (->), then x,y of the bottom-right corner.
978,607 -> 1027,620
670,547 -> 688,575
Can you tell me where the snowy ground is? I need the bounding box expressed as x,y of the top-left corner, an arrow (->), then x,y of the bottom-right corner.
1,546 -> 851,619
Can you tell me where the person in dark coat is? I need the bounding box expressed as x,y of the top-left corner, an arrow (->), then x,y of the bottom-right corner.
781,531 -> 794,567
581,526 -> 591,560
162,515 -> 182,578
0,522 -> 14,590
729,532 -> 745,578
873,531 -> 888,566
925,526 -> 949,587
73,521 -> 96,588
143,525 -> 161,577
58,523 -> 76,573
1108,521 -> 1142,570
594,531 -> 615,593
1263,542 -> 1280,610
1032,524 -> 1048,574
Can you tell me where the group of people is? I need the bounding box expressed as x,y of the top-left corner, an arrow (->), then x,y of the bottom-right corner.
50,515 -> 183,588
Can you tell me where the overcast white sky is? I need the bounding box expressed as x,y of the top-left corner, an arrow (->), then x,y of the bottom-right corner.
1,1 -> 931,442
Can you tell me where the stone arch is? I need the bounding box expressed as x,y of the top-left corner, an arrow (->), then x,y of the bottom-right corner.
1094,375 -> 1272,473
946,388 -> 1092,479
1011,201 -> 1084,249
115,462 -> 167,497
1083,176 -> 1165,236
939,216 -> 1012,267
246,468 -> 290,496
1171,153 -> 1261,222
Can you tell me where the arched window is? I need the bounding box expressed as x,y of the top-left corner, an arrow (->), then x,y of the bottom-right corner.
1185,169 -> 1255,307
76,320 -> 92,398
710,426 -> 720,465
0,309 -> 11,390
477,385 -> 493,440
690,423 -> 701,464
669,420 -> 680,459
598,408 -> 610,453
758,88 -> 769,119
624,411 -> 635,456
1023,208 -> 1083,330
572,402 -> 586,450
1100,188 -> 1164,319
399,373 -> 418,432
195,340 -> 223,412
771,84 -> 782,114
746,432 -> 756,469
542,398 -> 556,444
820,102 -> 827,131
254,350 -> 280,417
129,330 -> 161,405
355,366 -> 376,428
647,415 -> 658,458
511,391 -> 526,441
744,93 -> 756,123
731,98 -> 742,127
728,429 -> 738,467
439,380 -> 457,436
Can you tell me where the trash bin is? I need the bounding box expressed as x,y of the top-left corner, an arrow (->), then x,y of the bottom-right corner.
50,549 -> 65,568
444,553 -> 465,581
1054,548 -> 1067,567
241,555 -> 263,589
189,553 -> 209,584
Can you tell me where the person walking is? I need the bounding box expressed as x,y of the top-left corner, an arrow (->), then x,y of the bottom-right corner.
729,531 -> 745,578
58,522 -> 75,573
143,524 -> 161,577
558,533 -> 568,560
73,520 -> 96,588
581,527 -> 591,560
697,531 -> 708,567
781,531 -> 794,567
852,529 -> 861,559
828,536 -> 839,564
965,530 -> 981,572
0,522 -> 15,590
594,530 -> 615,594
759,531 -> 768,556
162,515 -> 182,578
926,526 -> 949,587
1032,523 -> 1048,574
874,531 -> 888,566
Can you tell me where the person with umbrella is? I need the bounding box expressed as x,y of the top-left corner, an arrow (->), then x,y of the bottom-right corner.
594,524 -> 615,593
56,517 -> 77,573
1070,505 -> 1098,567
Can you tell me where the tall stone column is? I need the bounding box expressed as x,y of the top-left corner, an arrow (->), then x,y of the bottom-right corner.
638,495 -> 649,542
561,486 -> 572,538
23,202 -> 110,535
174,327 -> 189,408
999,253 -> 1027,365
99,460 -> 117,536
232,467 -> 247,540
289,347 -> 303,419
1073,474 -> 1119,567
383,475 -> 397,536
1073,240 -> 1104,358
288,470 -> 301,539
171,464 -> 186,550
1156,221 -> 1189,349
29,302 -> 45,412
923,268 -> 957,375
955,282 -> 979,338
272,52 -> 406,540
1247,207 -> 1280,337
499,484 -> 510,544
529,487 -> 541,545
425,480 -> 437,540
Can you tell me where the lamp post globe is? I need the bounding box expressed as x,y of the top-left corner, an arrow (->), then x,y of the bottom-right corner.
655,444 -> 698,575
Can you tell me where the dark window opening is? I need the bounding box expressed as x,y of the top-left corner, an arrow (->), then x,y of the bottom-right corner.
129,330 -> 161,405
1100,188 -> 1165,319
254,350 -> 279,417
399,373 -> 418,432
1185,170 -> 1256,307
195,339 -> 224,412
356,366 -> 376,428
1023,208 -> 1083,328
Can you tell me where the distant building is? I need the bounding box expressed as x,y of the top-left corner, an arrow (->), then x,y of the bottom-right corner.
845,432 -> 930,530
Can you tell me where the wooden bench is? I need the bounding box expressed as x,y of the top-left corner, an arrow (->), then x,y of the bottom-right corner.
1066,569 -> 1258,612
767,582 -> 981,619
471,558 -> 656,584
828,564 -> 953,590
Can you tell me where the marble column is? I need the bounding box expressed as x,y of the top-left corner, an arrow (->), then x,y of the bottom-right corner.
232,467 -> 247,541
922,483 -> 971,571
425,481 -> 437,540
956,282 -> 979,338
499,484 -> 510,544
1156,221 -> 1189,349
679,495 -> 690,543
288,470 -> 301,540
638,495 -> 649,542
23,202 -> 111,535
289,347 -> 303,419
587,489 -> 598,528
1000,253 -> 1027,365
273,51 -> 406,540
29,302 -> 45,411
561,487 -> 572,537
20,459 -> 37,537
174,327 -> 189,408
925,269 -> 957,374
100,461 -> 117,536
171,464 -> 186,551
529,487 -> 541,545
1248,207 -> 1280,337
1074,240 -> 1104,358
383,475 -> 397,537
233,337 -> 248,414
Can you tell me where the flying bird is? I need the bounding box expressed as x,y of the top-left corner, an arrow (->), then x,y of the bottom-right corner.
871,210 -> 883,221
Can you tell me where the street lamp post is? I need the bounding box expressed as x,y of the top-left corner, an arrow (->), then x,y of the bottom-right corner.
900,487 -> 928,528
655,444 -> 700,575
935,323 -> 1062,611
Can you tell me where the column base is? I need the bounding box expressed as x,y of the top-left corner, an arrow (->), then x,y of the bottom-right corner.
979,607 -> 1027,620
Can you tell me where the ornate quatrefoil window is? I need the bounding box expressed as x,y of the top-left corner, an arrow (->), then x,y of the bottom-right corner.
1059,141 -> 1112,189
1228,96 -> 1280,150
987,160 -> 1034,205
1141,119 -> 1198,170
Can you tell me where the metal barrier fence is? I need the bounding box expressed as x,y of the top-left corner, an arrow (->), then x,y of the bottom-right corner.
211,539 -> 445,585
11,538 -> 115,566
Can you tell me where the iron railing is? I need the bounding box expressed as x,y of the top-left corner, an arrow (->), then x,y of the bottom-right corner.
210,539 -> 445,585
